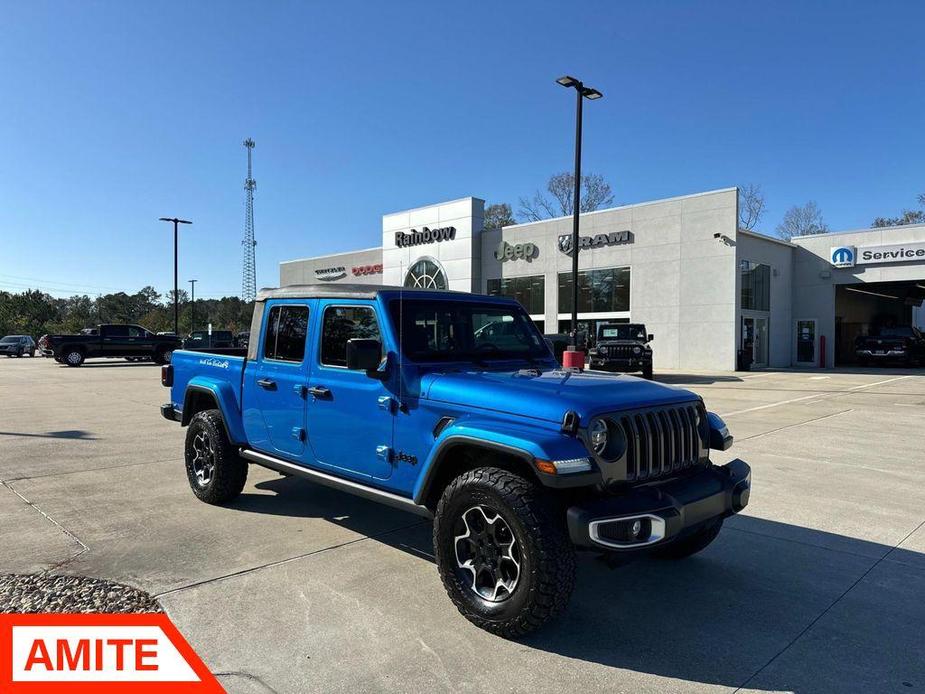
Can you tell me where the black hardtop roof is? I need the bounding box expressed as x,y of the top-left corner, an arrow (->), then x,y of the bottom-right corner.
256,284 -> 511,303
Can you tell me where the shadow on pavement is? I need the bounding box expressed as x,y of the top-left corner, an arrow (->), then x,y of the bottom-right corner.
237,475 -> 922,692
654,373 -> 745,385
0,429 -> 96,440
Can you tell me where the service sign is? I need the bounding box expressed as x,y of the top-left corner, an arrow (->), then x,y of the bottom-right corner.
831,241 -> 925,268
0,613 -> 222,692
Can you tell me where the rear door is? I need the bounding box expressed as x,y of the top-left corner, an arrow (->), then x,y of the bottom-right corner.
100,325 -> 131,356
304,301 -> 393,480
246,300 -> 311,459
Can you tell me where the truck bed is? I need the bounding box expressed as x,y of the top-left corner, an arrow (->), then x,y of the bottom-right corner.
169,349 -> 247,425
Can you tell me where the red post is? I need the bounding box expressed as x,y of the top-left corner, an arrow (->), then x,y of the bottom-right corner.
562,349 -> 585,370
820,335 -> 826,368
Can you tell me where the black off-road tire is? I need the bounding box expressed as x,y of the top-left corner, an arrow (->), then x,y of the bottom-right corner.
642,365 -> 653,380
184,409 -> 247,504
63,348 -> 84,367
433,467 -> 576,638
652,518 -> 724,559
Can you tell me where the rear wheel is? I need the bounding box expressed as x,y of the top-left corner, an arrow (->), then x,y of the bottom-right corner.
63,348 -> 84,367
433,467 -> 575,638
184,409 -> 247,504
652,518 -> 723,559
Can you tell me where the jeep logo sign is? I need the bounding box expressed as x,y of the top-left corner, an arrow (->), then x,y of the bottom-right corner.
494,241 -> 537,262
830,246 -> 856,268
557,230 -> 632,256
394,226 -> 456,248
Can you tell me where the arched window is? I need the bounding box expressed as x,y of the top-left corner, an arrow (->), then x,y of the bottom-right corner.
404,258 -> 447,290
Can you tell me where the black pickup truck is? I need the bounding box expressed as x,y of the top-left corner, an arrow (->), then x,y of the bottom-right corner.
855,326 -> 924,366
44,324 -> 182,366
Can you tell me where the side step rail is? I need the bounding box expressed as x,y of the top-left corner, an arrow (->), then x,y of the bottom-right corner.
239,448 -> 433,519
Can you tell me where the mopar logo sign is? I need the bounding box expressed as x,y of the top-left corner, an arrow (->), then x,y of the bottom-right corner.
830,246 -> 856,268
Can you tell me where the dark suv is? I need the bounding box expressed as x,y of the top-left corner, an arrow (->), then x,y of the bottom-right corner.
0,335 -> 36,357
589,323 -> 654,379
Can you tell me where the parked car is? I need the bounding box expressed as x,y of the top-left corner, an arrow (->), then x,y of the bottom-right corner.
855,326 -> 925,366
588,323 -> 654,379
0,335 -> 36,357
160,284 -> 751,637
183,330 -> 235,349
43,324 -> 182,366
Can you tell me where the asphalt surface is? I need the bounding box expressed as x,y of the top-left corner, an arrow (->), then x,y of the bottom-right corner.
1,356 -> 923,693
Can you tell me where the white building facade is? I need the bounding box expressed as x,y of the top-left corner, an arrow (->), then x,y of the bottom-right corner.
280,188 -> 925,371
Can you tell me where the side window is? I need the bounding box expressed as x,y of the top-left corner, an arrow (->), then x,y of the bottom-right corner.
105,326 -> 129,338
263,305 -> 309,362
321,305 -> 381,368
128,326 -> 145,338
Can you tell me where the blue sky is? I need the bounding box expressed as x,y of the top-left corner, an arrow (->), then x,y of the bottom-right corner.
2,0 -> 923,299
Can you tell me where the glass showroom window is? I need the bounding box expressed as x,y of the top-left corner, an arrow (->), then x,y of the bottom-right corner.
404,258 -> 447,290
558,267 -> 630,313
740,260 -> 770,311
486,275 -> 545,314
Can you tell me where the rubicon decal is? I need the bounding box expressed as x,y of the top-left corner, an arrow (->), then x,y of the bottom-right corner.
0,614 -> 223,692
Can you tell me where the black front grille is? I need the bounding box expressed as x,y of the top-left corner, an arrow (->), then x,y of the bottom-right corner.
617,403 -> 706,481
601,344 -> 635,358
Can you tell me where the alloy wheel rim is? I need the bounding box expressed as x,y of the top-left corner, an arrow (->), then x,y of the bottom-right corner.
453,505 -> 521,602
67,352 -> 81,365
190,431 -> 215,486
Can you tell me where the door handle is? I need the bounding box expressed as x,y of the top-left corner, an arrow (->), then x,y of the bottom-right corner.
256,378 -> 276,389
307,385 -> 331,398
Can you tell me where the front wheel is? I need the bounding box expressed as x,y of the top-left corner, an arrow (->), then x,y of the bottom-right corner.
184,409 -> 247,504
433,467 -> 576,638
642,365 -> 653,380
652,518 -> 723,559
152,348 -> 173,365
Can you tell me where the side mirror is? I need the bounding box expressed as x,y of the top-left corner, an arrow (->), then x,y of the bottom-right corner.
647,334 -> 654,342
346,338 -> 383,374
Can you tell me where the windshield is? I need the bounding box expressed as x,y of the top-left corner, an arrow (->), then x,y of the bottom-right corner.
599,324 -> 647,340
389,299 -> 550,363
875,327 -> 916,338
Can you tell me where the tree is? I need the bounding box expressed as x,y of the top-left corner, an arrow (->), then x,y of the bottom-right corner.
872,192 -> 925,227
483,203 -> 516,230
738,183 -> 766,231
776,201 -> 829,241
517,172 -> 614,222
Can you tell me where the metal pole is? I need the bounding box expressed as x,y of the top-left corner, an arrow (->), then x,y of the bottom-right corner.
189,279 -> 198,334
173,221 -> 179,337
569,86 -> 583,349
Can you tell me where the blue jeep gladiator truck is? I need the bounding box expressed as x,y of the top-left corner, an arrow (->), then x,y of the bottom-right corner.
161,284 -> 751,637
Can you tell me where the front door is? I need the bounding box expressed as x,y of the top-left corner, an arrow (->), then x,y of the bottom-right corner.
743,316 -> 769,368
796,319 -> 817,366
305,302 -> 393,480
248,302 -> 310,459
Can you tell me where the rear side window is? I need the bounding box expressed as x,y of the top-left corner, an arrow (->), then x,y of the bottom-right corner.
105,326 -> 129,337
321,306 -> 381,368
263,305 -> 309,362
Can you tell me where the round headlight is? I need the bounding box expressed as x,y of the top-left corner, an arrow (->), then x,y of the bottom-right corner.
589,419 -> 609,455
633,345 -> 642,355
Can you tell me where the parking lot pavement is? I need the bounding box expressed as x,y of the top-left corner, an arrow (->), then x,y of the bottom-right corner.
1,358 -> 923,693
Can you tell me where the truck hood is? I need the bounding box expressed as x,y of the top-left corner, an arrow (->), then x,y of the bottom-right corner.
421,369 -> 698,423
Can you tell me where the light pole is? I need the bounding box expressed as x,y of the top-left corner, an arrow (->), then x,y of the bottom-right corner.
158,217 -> 192,337
188,279 -> 198,335
555,75 -> 602,369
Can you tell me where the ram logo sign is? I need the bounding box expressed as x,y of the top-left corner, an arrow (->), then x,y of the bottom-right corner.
830,246 -> 856,268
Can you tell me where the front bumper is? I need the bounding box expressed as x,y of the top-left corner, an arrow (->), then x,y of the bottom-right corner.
567,458 -> 751,550
590,357 -> 650,370
856,349 -> 907,359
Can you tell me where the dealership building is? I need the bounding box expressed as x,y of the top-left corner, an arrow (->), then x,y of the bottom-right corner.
280,188 -> 925,371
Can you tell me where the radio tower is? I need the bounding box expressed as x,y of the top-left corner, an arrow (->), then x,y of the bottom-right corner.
241,138 -> 257,301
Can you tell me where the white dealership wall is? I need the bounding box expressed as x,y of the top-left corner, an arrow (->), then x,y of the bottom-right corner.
278,191 -> 925,371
